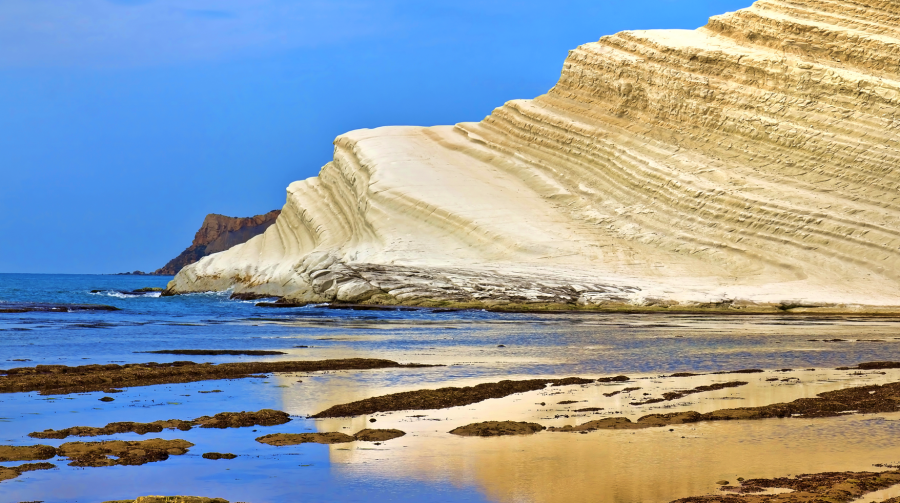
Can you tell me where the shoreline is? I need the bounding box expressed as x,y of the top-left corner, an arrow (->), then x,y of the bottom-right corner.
223,294 -> 900,316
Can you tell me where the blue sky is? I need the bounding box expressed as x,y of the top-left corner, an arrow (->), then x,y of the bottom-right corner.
0,0 -> 752,274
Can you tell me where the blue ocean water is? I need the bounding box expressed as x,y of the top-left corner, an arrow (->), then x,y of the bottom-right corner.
2,273 -> 900,502
3,273 -> 900,374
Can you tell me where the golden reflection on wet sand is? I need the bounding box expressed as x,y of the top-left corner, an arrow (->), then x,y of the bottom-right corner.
274,367 -> 900,503
330,413 -> 900,503
260,315 -> 900,502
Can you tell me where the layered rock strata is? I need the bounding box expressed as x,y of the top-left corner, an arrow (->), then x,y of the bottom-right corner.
168,0 -> 900,309
154,211 -> 280,276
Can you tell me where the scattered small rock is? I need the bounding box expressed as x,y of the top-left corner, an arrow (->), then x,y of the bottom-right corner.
603,387 -> 641,397
630,381 -> 748,406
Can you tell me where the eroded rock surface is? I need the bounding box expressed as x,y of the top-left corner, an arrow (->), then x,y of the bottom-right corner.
168,0 -> 900,311
194,409 -> 291,429
671,470 -> 900,503
256,429 -> 407,446
256,432 -> 355,446
29,420 -> 194,439
449,421 -> 546,437
29,409 -> 291,439
550,380 -> 900,432
0,462 -> 55,483
0,358 -> 429,395
0,444 -> 56,461
352,429 -> 406,442
311,378 -> 594,418
629,381 -> 748,405
57,439 -> 193,467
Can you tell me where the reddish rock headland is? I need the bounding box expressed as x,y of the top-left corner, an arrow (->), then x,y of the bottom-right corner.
154,211 -> 280,276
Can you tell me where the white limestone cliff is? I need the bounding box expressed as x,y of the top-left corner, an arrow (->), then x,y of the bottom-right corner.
166,0 -> 900,310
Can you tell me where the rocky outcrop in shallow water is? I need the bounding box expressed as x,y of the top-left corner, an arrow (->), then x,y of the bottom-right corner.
28,409 -> 291,439
449,421 -> 546,437
0,462 -> 55,483
550,379 -> 900,432
167,0 -> 900,311
0,359 -> 431,395
256,429 -> 406,446
671,469 -> 900,503
310,378 -> 594,418
57,439 -> 193,467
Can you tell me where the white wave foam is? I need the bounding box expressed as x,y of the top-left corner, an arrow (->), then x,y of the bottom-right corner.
87,290 -> 163,299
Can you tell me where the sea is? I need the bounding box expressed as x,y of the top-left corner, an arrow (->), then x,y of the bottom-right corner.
2,273 -> 900,503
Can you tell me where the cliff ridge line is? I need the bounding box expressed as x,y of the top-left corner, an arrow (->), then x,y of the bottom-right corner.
154,211 -> 280,276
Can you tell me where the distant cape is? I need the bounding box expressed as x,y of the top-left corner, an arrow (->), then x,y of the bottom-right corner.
153,211 -> 280,276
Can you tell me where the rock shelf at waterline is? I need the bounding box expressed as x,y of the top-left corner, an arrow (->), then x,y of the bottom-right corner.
0,359 -> 434,395
28,409 -> 291,439
311,378 -> 596,418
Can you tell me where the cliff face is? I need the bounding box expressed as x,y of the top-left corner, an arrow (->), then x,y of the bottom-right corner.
166,0 -> 900,309
154,211 -> 280,276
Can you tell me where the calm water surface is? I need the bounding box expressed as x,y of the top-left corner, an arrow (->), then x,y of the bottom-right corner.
1,273 -> 899,502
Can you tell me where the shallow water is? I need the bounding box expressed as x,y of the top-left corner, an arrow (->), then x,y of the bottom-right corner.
2,273 -> 900,502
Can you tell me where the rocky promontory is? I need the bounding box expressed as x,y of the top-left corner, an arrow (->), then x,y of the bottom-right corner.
166,0 -> 900,311
153,211 -> 280,276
